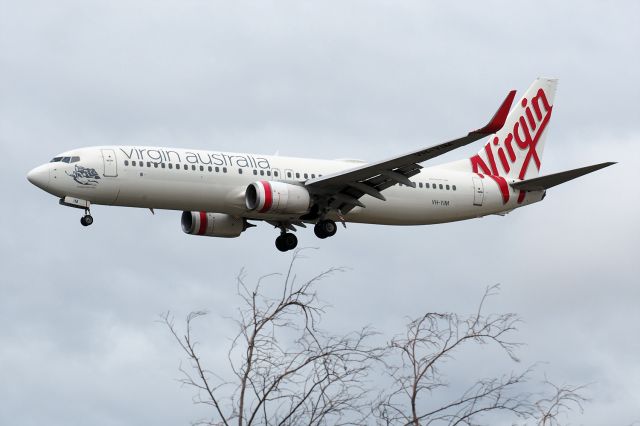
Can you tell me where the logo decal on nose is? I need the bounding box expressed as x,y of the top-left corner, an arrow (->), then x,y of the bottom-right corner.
66,165 -> 101,186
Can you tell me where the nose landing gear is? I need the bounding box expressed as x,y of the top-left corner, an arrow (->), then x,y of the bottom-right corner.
314,219 -> 337,239
275,232 -> 298,252
80,209 -> 93,227
58,197 -> 94,227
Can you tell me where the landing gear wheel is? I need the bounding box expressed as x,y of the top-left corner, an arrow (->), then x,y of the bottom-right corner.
275,233 -> 298,252
314,220 -> 337,239
80,214 -> 93,227
284,233 -> 298,250
275,235 -> 288,252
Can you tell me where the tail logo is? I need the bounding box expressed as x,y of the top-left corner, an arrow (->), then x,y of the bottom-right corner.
470,88 -> 553,203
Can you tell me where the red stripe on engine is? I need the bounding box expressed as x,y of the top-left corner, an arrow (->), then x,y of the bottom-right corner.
259,181 -> 273,213
197,211 -> 207,235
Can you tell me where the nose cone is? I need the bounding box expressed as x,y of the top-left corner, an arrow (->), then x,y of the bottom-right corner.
27,164 -> 50,190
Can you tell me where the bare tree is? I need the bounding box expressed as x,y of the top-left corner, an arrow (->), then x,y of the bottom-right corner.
164,255 -> 586,426
374,285 -> 586,426
163,251 -> 381,425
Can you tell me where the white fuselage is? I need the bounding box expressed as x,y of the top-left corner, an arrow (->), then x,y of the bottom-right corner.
28,145 -> 544,226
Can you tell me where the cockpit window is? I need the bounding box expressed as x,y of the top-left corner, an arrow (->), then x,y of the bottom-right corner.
50,156 -> 81,163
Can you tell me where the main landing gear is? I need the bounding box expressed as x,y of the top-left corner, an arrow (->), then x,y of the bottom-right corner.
273,219 -> 338,252
314,219 -> 337,239
80,209 -> 94,227
275,232 -> 298,252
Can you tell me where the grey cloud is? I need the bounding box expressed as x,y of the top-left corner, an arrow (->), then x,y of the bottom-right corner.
1,1 -> 638,425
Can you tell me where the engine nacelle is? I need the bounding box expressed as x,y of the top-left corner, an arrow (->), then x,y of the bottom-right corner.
181,211 -> 246,238
245,181 -> 311,214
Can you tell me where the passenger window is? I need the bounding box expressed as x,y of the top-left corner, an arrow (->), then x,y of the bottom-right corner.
148,162 -> 152,167
296,172 -> 300,179
266,170 -> 271,176
274,171 -> 279,177
311,174 -> 315,178
304,173 -> 308,179
183,164 -> 188,170
452,185 -> 457,191
208,166 -> 212,172
124,160 -> 129,166
199,165 -> 204,171
253,169 -> 258,175
419,182 -> 423,188
446,184 -> 450,190
154,163 -> 159,168
223,167 -> 227,173
260,170 -> 264,176
191,165 -> 196,171
238,168 -> 243,174
439,184 -> 443,189
168,163 -> 172,169
287,172 -> 292,178
161,163 -> 166,168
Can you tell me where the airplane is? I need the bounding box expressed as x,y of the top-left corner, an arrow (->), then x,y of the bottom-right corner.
27,78 -> 615,251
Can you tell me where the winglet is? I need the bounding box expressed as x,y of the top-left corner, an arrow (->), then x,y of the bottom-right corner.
470,90 -> 517,135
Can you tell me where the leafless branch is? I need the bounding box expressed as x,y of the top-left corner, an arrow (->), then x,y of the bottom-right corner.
164,262 -> 588,426
164,250 -> 381,425
374,285 -> 586,426
534,379 -> 588,426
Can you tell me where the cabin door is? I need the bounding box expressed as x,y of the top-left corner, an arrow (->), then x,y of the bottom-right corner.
101,149 -> 118,177
472,176 -> 484,206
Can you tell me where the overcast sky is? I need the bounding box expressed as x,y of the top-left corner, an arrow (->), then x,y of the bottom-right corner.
1,1 -> 639,425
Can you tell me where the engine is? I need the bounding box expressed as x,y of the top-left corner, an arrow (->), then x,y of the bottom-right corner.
181,211 -> 247,238
245,181 -> 311,214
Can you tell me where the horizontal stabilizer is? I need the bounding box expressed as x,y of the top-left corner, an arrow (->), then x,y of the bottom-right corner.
510,162 -> 616,191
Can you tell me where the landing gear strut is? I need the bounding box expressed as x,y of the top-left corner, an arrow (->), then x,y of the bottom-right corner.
314,219 -> 337,239
275,232 -> 298,252
80,209 -> 93,227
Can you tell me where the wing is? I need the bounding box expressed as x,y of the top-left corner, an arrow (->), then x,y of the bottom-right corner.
303,90 -> 517,215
